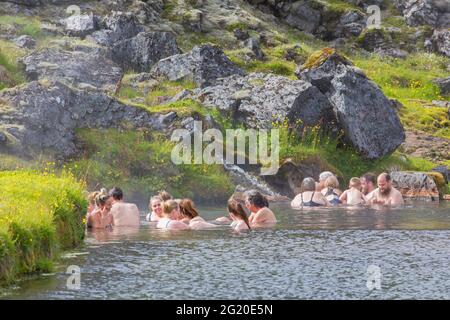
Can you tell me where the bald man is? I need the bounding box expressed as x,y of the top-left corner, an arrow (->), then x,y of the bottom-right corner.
370,173 -> 404,206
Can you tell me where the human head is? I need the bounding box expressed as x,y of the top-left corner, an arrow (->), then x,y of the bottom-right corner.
109,187 -> 123,201
179,199 -> 199,219
244,190 -> 269,213
318,171 -> 334,189
162,200 -> 180,219
158,190 -> 173,202
377,173 -> 392,196
349,177 -> 361,191
301,177 -> 316,192
325,175 -> 339,189
95,193 -> 112,210
149,196 -> 162,217
227,198 -> 251,229
361,173 -> 376,195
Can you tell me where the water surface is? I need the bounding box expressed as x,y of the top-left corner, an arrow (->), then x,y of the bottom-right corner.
2,202 -> 450,299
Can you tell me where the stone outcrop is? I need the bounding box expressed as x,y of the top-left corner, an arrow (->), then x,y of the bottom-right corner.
111,31 -> 180,72
63,14 -> 99,38
245,0 -> 366,39
433,76 -> 450,96
151,45 -> 245,88
195,72 -> 334,128
393,0 -> 450,28
88,11 -> 144,46
0,80 -> 161,158
20,46 -> 122,91
431,29 -> 450,57
390,171 -> 441,201
297,50 -> 405,159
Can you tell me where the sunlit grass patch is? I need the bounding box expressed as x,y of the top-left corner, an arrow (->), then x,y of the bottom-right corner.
0,170 -> 87,283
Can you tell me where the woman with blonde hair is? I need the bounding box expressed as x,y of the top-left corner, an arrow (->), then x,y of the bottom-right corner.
87,193 -> 113,229
156,200 -> 190,230
146,195 -> 163,222
322,175 -> 342,206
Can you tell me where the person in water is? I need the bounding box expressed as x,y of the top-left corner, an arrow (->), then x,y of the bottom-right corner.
339,177 -> 367,205
316,171 -> 334,191
361,173 -> 377,198
244,190 -> 277,224
87,193 -> 113,229
179,199 -> 217,229
227,199 -> 251,232
158,190 -> 173,202
291,177 -> 329,208
156,200 -> 190,230
109,187 -> 140,227
370,173 -> 404,206
87,191 -> 99,216
322,175 -> 342,206
146,196 -> 163,222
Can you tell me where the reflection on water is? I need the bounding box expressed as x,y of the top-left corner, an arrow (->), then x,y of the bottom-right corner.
2,202 -> 450,299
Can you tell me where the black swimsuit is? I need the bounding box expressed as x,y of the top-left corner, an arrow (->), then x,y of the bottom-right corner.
301,191 -> 323,207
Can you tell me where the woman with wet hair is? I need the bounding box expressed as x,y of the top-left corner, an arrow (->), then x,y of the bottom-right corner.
227,199 -> 251,232
179,199 -> 217,229
291,177 -> 329,208
156,200 -> 190,230
244,190 -> 277,225
87,193 -> 113,229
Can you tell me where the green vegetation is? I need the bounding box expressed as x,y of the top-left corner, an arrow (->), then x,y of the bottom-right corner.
0,170 -> 87,283
0,40 -> 26,90
0,15 -> 43,39
353,52 -> 449,139
67,128 -> 234,203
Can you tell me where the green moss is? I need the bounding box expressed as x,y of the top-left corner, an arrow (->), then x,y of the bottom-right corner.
302,47 -> 336,69
0,40 -> 26,89
0,171 -> 86,284
0,15 -> 43,39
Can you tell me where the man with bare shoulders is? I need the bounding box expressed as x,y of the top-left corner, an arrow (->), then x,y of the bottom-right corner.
244,190 -> 277,225
109,187 -> 141,227
370,173 -> 404,206
361,172 -> 377,202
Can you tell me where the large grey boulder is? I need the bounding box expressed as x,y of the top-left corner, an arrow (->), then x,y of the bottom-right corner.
393,0 -> 450,28
390,171 -> 440,201
63,14 -> 98,37
431,29 -> 450,57
195,72 -> 334,128
297,51 -> 405,159
88,11 -> 143,46
0,80 -> 160,158
433,76 -> 450,96
111,31 -> 180,72
21,47 -> 122,91
151,45 -> 245,88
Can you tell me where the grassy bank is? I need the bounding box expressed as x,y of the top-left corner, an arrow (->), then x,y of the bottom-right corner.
67,128 -> 234,204
0,171 -> 87,284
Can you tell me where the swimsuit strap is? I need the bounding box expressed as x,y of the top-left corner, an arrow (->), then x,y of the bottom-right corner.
311,191 -> 315,202
165,219 -> 171,228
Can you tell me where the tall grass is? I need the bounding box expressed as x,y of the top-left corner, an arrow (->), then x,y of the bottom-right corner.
0,170 -> 87,283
